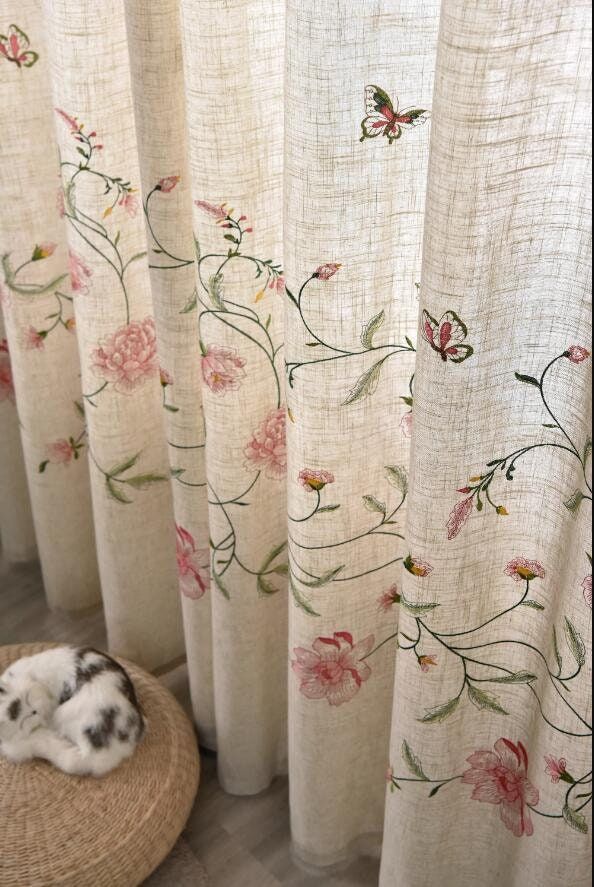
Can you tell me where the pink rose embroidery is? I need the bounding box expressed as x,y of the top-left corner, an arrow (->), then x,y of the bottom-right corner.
0,340 -> 15,404
175,524 -> 210,600
566,346 -> 590,364
291,631 -> 374,706
400,410 -> 413,438
447,496 -> 473,540
201,345 -> 246,395
298,468 -> 335,492
244,407 -> 286,479
314,263 -> 341,280
69,250 -> 92,294
91,317 -> 159,393
46,439 -> 75,465
582,574 -> 592,609
462,738 -> 539,838
377,585 -> 401,612
544,756 -> 569,784
24,326 -> 46,351
157,176 -> 180,193
504,558 -> 545,583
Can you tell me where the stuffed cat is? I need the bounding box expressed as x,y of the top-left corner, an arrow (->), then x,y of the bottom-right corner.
0,646 -> 145,777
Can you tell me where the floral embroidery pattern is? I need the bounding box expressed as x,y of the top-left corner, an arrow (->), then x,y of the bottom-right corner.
90,317 -> 159,394
201,344 -> 246,394
291,632 -> 374,706
0,339 -> 15,405
175,524 -> 210,600
421,309 -> 474,363
360,85 -> 430,145
244,407 -> 287,480
0,24 -> 38,68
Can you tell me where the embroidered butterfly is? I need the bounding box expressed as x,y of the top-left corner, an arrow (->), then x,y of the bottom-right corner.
421,310 -> 474,363
360,85 -> 430,144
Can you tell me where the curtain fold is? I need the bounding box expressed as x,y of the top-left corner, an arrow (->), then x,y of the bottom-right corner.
0,1 -> 591,884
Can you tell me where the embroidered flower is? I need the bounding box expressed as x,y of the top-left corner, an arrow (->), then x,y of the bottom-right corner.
194,200 -> 227,221
544,756 -> 570,784
378,585 -> 401,612
421,309 -> 473,363
298,468 -> 335,492
313,263 -> 341,280
447,496 -> 473,540
119,192 -> 139,218
175,525 -> 210,600
291,631 -> 374,706
46,439 -> 75,465
400,410 -> 413,438
157,176 -> 180,193
0,340 -> 15,404
386,766 -> 394,784
0,25 -> 38,68
31,242 -> 56,261
56,187 -> 65,218
159,367 -> 173,387
55,108 -> 81,133
462,738 -> 539,838
582,574 -> 592,609
201,345 -> 246,395
268,276 -> 286,293
404,555 -> 433,577
69,250 -> 92,294
244,407 -> 286,479
418,655 -> 438,672
91,317 -> 158,393
504,558 -> 545,582
65,318 -> 76,333
566,346 -> 590,364
24,327 -> 46,351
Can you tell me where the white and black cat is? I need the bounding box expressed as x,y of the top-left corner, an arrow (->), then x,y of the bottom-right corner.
0,646 -> 145,777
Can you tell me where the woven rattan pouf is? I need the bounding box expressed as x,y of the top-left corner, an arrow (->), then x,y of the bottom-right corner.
0,643 -> 200,887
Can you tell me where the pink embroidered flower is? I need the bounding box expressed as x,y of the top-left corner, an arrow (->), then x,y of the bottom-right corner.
386,766 -> 394,784
418,655 -> 438,672
32,242 -> 57,261
504,558 -> 545,583
56,187 -> 65,218
69,250 -> 92,294
157,175 -> 180,193
582,574 -> 592,609
291,631 -> 374,706
119,193 -> 139,218
268,276 -> 286,293
91,317 -> 158,393
55,108 -> 81,133
175,525 -> 210,600
194,200 -> 227,221
201,345 -> 246,395
24,327 -> 46,351
447,496 -> 473,540
400,410 -> 413,438
462,738 -> 539,838
544,756 -> 568,784
244,407 -> 287,479
159,367 -> 173,387
377,585 -> 401,612
0,340 -> 15,404
404,555 -> 433,577
313,263 -> 341,280
46,439 -> 75,465
298,468 -> 335,492
566,346 -> 590,364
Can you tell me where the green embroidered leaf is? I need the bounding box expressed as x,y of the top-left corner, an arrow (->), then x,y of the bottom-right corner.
123,473 -> 169,489
170,468 -> 186,479
208,272 -> 225,310
488,671 -> 537,684
126,251 -> 147,267
520,599 -> 545,611
405,335 -> 415,350
400,595 -> 440,616
564,490 -> 585,514
583,437 -> 592,464
106,479 -> 132,505
564,617 -> 586,668
342,359 -> 384,405
259,541 -> 288,573
467,685 -> 508,715
362,495 -> 386,514
402,741 -> 428,781
213,572 -> 230,600
224,234 -> 239,244
164,404 -> 179,412
193,235 -> 201,263
419,697 -> 460,724
38,460 -> 49,474
289,576 -> 320,617
360,310 -> 385,349
317,504 -> 341,513
180,288 -> 197,314
552,626 -> 563,675
385,465 -> 408,496
563,804 -> 589,834
429,783 -> 447,798
400,396 -> 414,407
514,372 -> 540,387
299,566 -> 344,588
271,563 -> 289,575
257,574 -> 281,596
107,452 -> 141,478
73,399 -> 85,419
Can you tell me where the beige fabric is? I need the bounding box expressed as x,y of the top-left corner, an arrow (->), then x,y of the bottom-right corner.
0,1 -> 591,883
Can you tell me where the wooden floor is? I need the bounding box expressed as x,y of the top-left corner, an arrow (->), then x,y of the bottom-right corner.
0,553 -> 381,887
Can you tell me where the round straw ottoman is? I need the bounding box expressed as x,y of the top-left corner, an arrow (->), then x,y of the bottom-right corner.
0,643 -> 200,887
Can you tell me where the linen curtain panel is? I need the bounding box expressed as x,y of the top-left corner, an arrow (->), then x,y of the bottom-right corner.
0,0 -> 591,884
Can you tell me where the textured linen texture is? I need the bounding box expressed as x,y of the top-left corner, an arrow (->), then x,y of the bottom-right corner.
0,1 -> 591,883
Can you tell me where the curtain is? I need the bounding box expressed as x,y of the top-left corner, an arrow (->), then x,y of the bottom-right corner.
0,1 -> 591,884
